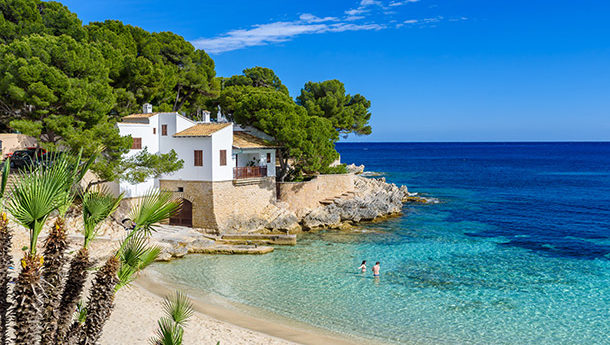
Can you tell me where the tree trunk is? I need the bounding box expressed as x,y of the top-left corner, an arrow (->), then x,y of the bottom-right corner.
55,248 -> 90,342
277,149 -> 289,182
0,214 -> 11,345
79,256 -> 120,345
40,217 -> 69,345
172,85 -> 182,111
175,89 -> 195,112
13,253 -> 43,344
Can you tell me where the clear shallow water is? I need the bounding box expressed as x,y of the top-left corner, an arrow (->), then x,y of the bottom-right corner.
153,143 -> 610,345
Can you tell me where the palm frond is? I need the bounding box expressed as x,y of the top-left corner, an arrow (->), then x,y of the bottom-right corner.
140,246 -> 161,269
6,155 -> 73,253
115,233 -> 160,291
161,291 -> 193,326
74,146 -> 101,187
82,187 -> 123,248
0,157 -> 10,200
130,189 -> 181,234
149,317 -> 184,345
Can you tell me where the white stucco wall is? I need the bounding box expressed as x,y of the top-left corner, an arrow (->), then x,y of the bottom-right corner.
161,136 -> 213,181
156,116 -> 233,182
210,125 -> 234,181
118,114 -> 159,156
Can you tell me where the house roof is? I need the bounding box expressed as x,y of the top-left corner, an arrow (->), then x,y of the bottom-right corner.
173,123 -> 231,137
233,131 -> 277,149
121,113 -> 159,122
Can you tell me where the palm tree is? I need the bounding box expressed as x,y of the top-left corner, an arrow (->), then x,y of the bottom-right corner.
150,291 -> 194,345
55,186 -> 123,343
6,156 -> 74,344
78,190 -> 180,345
77,232 -> 160,345
0,158 -> 11,345
41,151 -> 96,345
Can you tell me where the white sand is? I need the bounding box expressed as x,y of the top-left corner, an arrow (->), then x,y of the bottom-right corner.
100,282 -> 296,345
9,228 -> 366,345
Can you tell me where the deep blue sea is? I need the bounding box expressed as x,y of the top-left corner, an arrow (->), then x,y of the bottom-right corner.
153,142 -> 610,345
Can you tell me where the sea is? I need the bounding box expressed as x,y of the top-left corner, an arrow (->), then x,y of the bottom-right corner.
152,142 -> 610,345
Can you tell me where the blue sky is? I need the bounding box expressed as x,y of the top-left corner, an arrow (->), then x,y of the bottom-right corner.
61,0 -> 610,141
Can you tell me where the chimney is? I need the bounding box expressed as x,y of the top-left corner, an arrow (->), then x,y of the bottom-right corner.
202,110 -> 211,123
143,103 -> 153,114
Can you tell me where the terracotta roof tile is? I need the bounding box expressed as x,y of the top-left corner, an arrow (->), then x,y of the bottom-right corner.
173,123 -> 231,137
121,113 -> 159,121
233,131 -> 277,149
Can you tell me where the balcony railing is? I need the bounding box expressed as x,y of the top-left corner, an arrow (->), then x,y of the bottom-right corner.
233,166 -> 267,179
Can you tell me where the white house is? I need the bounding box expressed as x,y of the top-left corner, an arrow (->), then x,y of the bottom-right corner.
117,104 -> 278,229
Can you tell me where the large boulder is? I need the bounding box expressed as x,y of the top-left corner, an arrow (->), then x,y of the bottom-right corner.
302,205 -> 342,230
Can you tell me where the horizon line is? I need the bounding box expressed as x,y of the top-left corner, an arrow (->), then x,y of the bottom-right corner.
337,140 -> 610,143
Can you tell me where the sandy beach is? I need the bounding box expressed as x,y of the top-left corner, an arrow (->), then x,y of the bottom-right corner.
7,228 -> 367,345
100,273 -> 372,345
100,280 -> 296,345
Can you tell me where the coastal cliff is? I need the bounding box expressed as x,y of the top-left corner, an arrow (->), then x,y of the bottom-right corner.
300,176 -> 409,230
221,172 -> 415,234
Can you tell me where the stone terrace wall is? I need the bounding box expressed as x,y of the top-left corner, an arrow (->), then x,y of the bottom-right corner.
161,177 -> 276,233
277,173 -> 355,215
212,177 -> 276,232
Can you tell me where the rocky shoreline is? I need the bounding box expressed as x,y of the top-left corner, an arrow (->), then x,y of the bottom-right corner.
150,171 -> 435,260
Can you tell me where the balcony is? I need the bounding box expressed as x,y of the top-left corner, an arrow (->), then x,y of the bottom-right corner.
233,166 -> 268,179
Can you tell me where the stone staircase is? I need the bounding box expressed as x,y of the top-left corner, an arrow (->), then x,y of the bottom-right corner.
217,233 -> 297,246
319,190 -> 356,206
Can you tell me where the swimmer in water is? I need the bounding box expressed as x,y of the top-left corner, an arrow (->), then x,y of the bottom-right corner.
372,261 -> 380,277
358,260 -> 366,273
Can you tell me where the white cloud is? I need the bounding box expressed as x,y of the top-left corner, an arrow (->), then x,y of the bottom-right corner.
345,0 -> 384,16
193,20 -> 384,54
422,16 -> 443,23
299,13 -> 338,23
192,1 -> 463,54
345,8 -> 367,16
360,0 -> 382,5
389,0 -> 419,6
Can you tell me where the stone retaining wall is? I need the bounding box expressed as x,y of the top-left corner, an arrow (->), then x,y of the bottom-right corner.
212,177 -> 276,232
160,177 -> 276,231
277,173 -> 355,214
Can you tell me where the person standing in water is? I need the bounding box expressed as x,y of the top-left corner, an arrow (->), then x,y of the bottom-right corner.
372,262 -> 381,277
358,260 -> 367,273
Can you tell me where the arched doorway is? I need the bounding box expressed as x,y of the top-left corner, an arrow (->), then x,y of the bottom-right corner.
170,199 -> 193,227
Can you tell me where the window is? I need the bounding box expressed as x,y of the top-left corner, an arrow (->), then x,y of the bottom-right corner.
220,150 -> 227,166
131,138 -> 142,150
194,150 -> 203,166
153,128 -> 156,134
161,124 -> 167,136
266,152 -> 271,163
177,187 -> 184,192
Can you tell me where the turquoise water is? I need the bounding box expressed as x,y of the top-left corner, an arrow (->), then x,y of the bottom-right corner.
153,143 -> 610,345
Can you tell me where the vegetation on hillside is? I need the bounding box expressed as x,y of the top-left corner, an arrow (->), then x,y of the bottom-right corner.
0,0 -> 372,182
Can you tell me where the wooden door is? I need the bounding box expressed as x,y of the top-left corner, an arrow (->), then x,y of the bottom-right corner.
170,199 -> 193,227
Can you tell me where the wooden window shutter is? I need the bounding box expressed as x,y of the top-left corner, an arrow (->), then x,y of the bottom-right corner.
153,127 -> 156,134
161,124 -> 167,136
267,152 -> 271,163
131,138 -> 142,150
194,150 -> 203,166
220,150 -> 227,166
